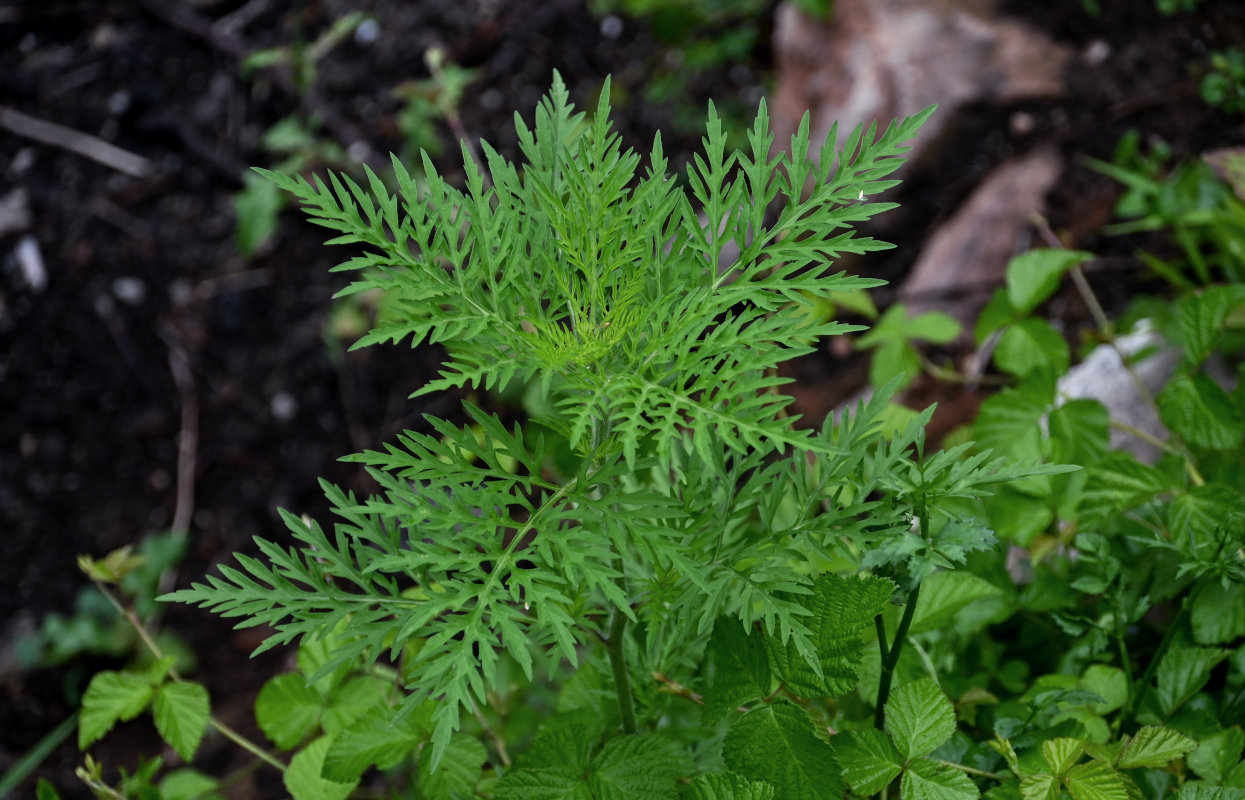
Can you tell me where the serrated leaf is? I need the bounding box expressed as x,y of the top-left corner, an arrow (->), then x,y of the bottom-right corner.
1049,399 -> 1110,468
973,384 -> 1049,462
686,773 -> 776,800
590,734 -> 688,800
518,710 -> 602,772
1178,285 -> 1245,365
1021,773 -> 1060,800
907,311 -> 962,344
1005,250 -> 1092,315
705,618 -> 773,722
1116,726 -> 1197,769
322,705 -> 425,782
994,319 -> 1070,379
1175,785 -> 1245,800
285,736 -> 358,800
322,676 -> 388,735
837,728 -> 903,795
767,574 -> 894,699
1156,647 -> 1231,716
723,702 -> 843,800
79,670 -> 155,749
1158,374 -> 1244,451
419,733 -> 487,800
495,768 -> 591,800
152,682 -> 210,762
1043,738 -> 1085,776
1171,485 -> 1245,562
886,678 -> 958,760
909,570 -> 1004,636
1079,452 -> 1172,524
1064,760 -> 1128,800
903,758 -> 980,800
1188,727 -> 1244,783
256,673 -> 323,750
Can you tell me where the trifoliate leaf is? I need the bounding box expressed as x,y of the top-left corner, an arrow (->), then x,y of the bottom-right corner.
1158,374 -> 1244,451
836,728 -> 903,795
723,702 -> 843,800
1156,647 -> 1231,716
976,290 -> 1018,343
767,574 -> 894,699
902,758 -> 980,800
704,618 -> 773,722
256,673 -> 323,750
909,571 -> 1004,636
973,384 -> 1049,463
1078,452 -> 1173,524
1005,250 -> 1092,315
1064,760 -> 1128,800
79,670 -> 156,749
1116,726 -> 1198,769
418,733 -> 487,800
322,705 -> 425,782
285,736 -> 358,800
152,682 -> 210,762
907,311 -> 962,344
1042,738 -> 1085,776
1187,727 -> 1244,783
886,678 -> 957,760
994,319 -> 1069,379
685,773 -> 776,800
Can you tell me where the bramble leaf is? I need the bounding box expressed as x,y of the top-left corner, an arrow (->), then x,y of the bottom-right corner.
1064,760 -> 1128,800
886,678 -> 957,761
322,706 -> 425,782
79,670 -> 156,750
902,758 -> 980,800
723,702 -> 844,800
1158,373 -> 1244,450
418,733 -> 486,800
704,618 -> 773,722
152,682 -> 210,762
686,773 -> 776,800
285,736 -> 357,800
837,728 -> 903,795
1116,726 -> 1197,769
256,673 -> 322,750
1005,249 -> 1093,315
1156,647 -> 1231,716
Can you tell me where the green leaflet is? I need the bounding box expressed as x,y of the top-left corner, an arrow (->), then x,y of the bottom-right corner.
1158,373 -> 1244,450
285,736 -> 357,800
886,678 -> 958,761
1156,647 -> 1232,716
79,670 -> 155,750
908,570 -> 1004,636
723,701 -> 843,800
1178,284 -> 1245,365
1064,760 -> 1129,800
685,773 -> 776,800
766,573 -> 895,699
1005,250 -> 1094,316
418,734 -> 487,800
994,319 -> 1070,379
495,733 -> 688,800
1116,726 -> 1198,769
837,728 -> 904,796
151,682 -> 209,763
704,618 -> 773,723
322,706 -> 425,782
255,673 -> 322,750
1188,726 -> 1245,783
902,758 -> 979,800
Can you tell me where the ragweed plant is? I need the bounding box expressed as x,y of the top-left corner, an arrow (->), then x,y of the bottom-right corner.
141,74 -> 1067,797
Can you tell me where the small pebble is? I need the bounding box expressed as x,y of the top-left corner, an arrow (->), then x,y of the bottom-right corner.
271,391 -> 298,422
111,276 -> 146,305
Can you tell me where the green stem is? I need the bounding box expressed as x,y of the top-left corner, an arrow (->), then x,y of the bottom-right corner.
607,559 -> 638,734
875,582 -> 922,729
932,759 -> 1008,782
92,580 -> 287,773
1121,574 -> 1209,729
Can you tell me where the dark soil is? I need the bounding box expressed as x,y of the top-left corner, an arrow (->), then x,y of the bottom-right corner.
2,0 -> 1242,796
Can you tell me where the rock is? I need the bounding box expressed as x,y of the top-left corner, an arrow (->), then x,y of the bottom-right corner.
899,147 -> 1063,325
770,0 -> 1071,166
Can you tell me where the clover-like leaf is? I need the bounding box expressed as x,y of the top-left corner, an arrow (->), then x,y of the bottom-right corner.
886,678 -> 957,761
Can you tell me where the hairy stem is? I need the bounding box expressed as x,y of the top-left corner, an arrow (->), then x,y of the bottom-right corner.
607,558 -> 638,734
875,581 -> 922,729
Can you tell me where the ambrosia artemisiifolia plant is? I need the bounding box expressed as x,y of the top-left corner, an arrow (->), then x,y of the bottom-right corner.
165,74 -> 1065,793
